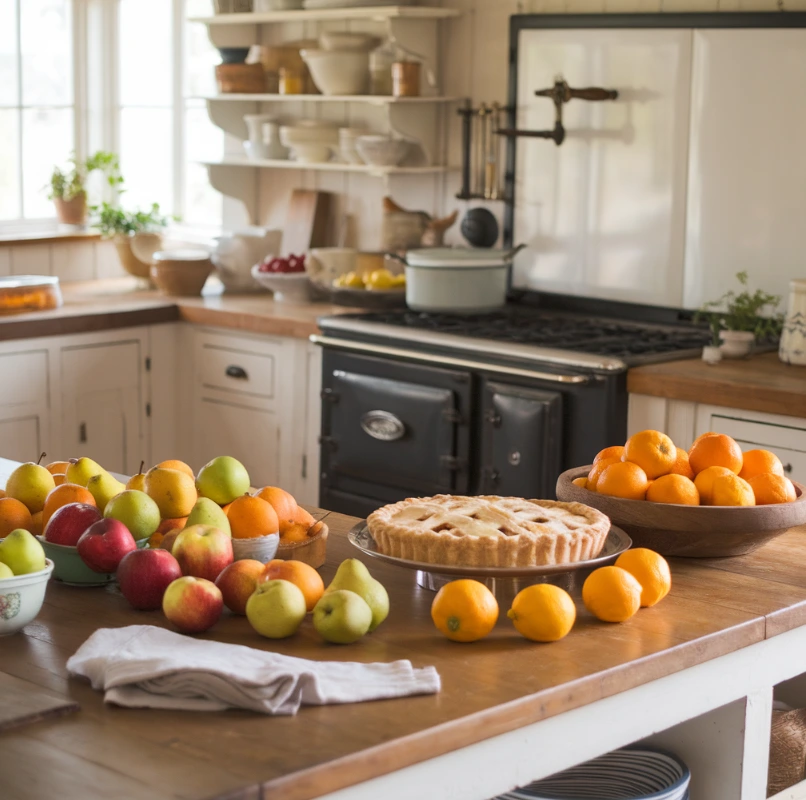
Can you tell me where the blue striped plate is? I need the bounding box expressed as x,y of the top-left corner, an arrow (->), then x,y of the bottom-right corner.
497,747 -> 690,800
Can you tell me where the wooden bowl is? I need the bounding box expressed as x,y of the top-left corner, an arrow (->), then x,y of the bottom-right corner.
276,522 -> 328,569
556,466 -> 806,558
150,258 -> 213,297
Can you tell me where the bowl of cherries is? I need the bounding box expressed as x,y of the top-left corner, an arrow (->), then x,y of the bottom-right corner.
251,254 -> 313,302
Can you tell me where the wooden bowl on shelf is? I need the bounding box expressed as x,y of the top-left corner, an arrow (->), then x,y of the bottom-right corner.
556,465 -> 806,558
277,521 -> 328,569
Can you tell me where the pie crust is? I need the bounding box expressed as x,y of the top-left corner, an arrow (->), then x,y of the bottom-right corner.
366,495 -> 610,568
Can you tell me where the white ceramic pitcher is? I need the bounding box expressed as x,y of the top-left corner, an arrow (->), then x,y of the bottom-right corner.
779,279 -> 806,365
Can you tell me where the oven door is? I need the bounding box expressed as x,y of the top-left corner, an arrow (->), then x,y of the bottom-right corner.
320,350 -> 472,516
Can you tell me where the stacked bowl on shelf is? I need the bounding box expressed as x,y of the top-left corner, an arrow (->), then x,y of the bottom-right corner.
301,32 -> 379,96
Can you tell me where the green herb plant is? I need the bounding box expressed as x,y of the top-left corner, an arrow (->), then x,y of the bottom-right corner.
92,202 -> 171,237
47,151 -> 123,202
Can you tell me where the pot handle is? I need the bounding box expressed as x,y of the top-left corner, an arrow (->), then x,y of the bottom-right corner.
504,243 -> 526,261
384,252 -> 408,267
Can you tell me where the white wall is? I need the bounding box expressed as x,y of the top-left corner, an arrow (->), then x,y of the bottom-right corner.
0,239 -> 126,283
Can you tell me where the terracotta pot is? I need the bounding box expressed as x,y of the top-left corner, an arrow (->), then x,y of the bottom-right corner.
113,234 -> 161,280
54,195 -> 87,226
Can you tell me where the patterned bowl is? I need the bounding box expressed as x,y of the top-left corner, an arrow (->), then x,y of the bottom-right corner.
0,559 -> 55,636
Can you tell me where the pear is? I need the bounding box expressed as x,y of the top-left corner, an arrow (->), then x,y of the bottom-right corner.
325,558 -> 389,632
196,456 -> 250,506
0,562 -> 13,579
0,529 -> 46,575
126,461 -> 147,492
145,468 -> 197,519
6,460 -> 56,514
186,497 -> 231,536
66,457 -> 107,487
313,589 -> 372,644
87,472 -> 127,511
104,490 -> 161,541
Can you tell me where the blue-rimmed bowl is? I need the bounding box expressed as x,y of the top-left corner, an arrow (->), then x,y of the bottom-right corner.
0,559 -> 55,635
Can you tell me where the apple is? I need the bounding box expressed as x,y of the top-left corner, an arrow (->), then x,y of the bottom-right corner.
162,576 -> 223,633
215,559 -> 264,615
43,502 -> 103,546
77,519 -> 137,574
117,548 -> 182,610
246,579 -> 306,639
159,528 -> 182,554
172,524 -> 233,582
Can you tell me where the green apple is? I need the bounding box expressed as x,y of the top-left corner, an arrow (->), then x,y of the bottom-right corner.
104,490 -> 160,541
0,529 -> 46,575
185,497 -> 231,536
195,456 -> 250,506
87,472 -> 127,511
313,589 -> 372,644
65,457 -> 107,487
0,562 -> 14,580
246,579 -> 306,639
5,462 -> 55,514
325,558 -> 389,632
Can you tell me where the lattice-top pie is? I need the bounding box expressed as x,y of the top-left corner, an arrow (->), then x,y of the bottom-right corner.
367,495 -> 610,568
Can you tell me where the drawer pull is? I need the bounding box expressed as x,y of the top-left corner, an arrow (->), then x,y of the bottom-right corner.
226,365 -> 248,380
79,422 -> 87,444
784,463 -> 793,474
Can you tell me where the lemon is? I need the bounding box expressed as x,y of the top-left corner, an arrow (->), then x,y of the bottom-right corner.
334,272 -> 365,289
366,269 -> 395,290
391,273 -> 406,288
507,584 -> 576,642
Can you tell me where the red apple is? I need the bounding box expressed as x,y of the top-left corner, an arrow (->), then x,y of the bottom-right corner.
117,548 -> 183,610
162,576 -> 222,633
159,529 -> 182,554
172,524 -> 233,582
43,502 -> 104,546
77,518 -> 137,573
215,559 -> 264,615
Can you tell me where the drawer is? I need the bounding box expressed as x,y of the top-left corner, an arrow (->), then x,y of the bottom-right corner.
200,345 -> 275,398
0,351 -> 48,407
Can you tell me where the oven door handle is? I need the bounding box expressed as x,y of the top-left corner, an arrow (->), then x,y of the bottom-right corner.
309,335 -> 592,385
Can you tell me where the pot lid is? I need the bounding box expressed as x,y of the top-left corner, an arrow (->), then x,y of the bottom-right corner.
404,247 -> 514,269
153,249 -> 210,262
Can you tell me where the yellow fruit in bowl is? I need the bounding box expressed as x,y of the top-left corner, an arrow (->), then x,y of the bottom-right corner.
334,271 -> 365,289
711,473 -> 755,507
366,268 -> 395,290
391,273 -> 406,288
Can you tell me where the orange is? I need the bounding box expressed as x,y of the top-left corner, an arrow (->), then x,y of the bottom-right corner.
582,566 -> 642,623
279,523 -> 310,543
260,559 -> 325,612
292,506 -> 315,528
42,483 -> 96,528
593,445 -> 625,465
0,497 -> 33,538
711,473 -> 755,506
255,486 -> 298,531
572,477 -> 588,489
144,468 -> 197,518
615,549 -> 672,607
431,579 -> 499,642
668,447 -> 694,480
623,430 -> 677,479
507,584 -> 576,642
739,449 -> 785,481
596,461 -> 650,500
29,511 -> 43,537
646,474 -> 700,505
45,461 -> 70,476
587,457 -> 621,492
688,433 -> 743,475
749,473 -> 796,505
0,489 -> 6,499
154,460 -> 195,479
693,465 -> 735,505
52,473 -> 67,486
226,495 -> 279,539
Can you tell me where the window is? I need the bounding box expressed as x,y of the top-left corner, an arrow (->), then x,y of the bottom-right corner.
0,0 -> 75,225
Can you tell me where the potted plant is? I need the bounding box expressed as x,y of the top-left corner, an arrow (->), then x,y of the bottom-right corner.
696,271 -> 784,360
48,152 -> 123,226
93,202 -> 171,280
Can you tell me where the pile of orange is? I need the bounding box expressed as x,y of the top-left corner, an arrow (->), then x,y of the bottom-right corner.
576,430 -> 796,507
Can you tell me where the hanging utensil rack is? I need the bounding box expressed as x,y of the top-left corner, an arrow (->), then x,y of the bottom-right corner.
456,101 -> 512,201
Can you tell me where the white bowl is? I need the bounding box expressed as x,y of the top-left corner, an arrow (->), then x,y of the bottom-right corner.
339,127 -> 367,164
300,49 -> 370,95
251,265 -> 313,302
0,559 -> 54,636
319,32 -> 381,52
231,533 -> 280,563
292,143 -> 334,164
355,135 -> 410,167
280,122 -> 339,146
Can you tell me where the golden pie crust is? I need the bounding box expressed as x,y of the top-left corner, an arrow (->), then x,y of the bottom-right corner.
366,495 -> 610,568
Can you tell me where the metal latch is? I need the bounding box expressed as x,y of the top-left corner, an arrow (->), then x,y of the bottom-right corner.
440,455 -> 465,472
442,408 -> 463,424
320,388 -> 339,404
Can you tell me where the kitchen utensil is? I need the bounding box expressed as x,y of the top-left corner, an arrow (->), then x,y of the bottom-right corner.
281,189 -> 334,256
355,135 -> 410,167
150,250 -> 214,297
300,49 -> 370,96
461,207 -> 500,248
557,465 -> 806,558
0,559 -> 54,636
780,279 -> 806,365
215,63 -> 265,94
212,229 -> 282,293
0,276 -> 62,314
319,32 -> 381,52
306,248 -> 358,289
217,47 -> 250,64
392,61 -> 420,97
250,266 -> 313,303
484,102 -> 500,199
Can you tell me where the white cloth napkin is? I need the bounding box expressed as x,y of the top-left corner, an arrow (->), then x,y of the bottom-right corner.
67,625 -> 440,715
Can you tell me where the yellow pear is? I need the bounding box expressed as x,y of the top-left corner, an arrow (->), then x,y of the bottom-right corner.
6,457 -> 56,514
65,457 -> 107,487
126,461 -> 147,492
144,468 -> 197,519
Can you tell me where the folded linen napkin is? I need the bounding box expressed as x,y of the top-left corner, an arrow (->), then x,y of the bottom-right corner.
67,625 -> 440,715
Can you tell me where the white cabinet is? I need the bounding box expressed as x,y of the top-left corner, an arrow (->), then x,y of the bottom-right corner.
0,409 -> 46,464
0,347 -> 51,462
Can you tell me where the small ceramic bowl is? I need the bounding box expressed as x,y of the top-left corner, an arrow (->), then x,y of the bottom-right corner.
231,533 -> 280,564
217,47 -> 250,65
37,537 -> 115,586
355,135 -> 410,167
251,266 -> 313,302
319,32 -> 381,53
0,560 -> 55,636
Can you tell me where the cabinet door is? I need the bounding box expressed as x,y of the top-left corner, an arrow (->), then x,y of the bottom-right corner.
61,342 -> 144,475
0,409 -> 46,464
195,399 -> 280,489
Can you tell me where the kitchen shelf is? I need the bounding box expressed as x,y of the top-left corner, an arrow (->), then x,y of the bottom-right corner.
201,157 -> 454,175
196,94 -> 464,105
189,7 -> 460,25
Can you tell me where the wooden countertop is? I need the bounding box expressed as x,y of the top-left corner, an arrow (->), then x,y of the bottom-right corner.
0,279 -> 354,342
628,351 -> 806,418
4,492 -> 806,799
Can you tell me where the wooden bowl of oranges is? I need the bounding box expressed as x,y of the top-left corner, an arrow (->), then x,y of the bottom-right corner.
556,430 -> 806,558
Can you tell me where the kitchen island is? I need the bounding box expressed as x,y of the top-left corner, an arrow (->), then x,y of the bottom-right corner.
2,452 -> 806,800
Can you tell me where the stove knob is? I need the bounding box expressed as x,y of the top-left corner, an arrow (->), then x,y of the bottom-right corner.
484,410 -> 502,428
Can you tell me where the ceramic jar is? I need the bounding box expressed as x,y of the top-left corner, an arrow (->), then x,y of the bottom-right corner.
780,279 -> 806,365
719,330 -> 755,359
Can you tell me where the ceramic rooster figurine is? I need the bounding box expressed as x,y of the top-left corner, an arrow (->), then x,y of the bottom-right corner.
382,196 -> 459,250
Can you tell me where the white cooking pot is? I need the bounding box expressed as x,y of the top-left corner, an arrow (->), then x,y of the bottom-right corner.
392,246 -> 523,313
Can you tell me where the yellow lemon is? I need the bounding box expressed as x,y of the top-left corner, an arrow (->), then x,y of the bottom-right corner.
507,584 -> 576,642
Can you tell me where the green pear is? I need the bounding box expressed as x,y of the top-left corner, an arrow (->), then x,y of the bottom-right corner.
0,529 -> 46,575
186,497 -> 231,536
246,580 -> 307,639
313,589 -> 372,644
195,456 -> 250,506
87,472 -> 127,511
325,558 -> 389,632
66,457 -> 107,487
104,490 -> 160,541
0,562 -> 13,579
6,462 -> 55,514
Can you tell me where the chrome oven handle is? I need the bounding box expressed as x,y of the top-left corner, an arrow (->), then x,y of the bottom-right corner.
309,335 -> 592,385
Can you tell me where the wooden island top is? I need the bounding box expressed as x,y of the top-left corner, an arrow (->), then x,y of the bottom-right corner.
4,482 -> 806,799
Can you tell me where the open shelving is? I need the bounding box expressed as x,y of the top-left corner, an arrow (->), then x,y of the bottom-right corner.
201,157 -> 454,176
189,6 -> 460,25
196,93 -> 463,105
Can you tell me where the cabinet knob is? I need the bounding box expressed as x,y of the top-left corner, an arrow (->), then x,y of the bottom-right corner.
784,463 -> 793,475
79,422 -> 87,444
226,365 -> 248,380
